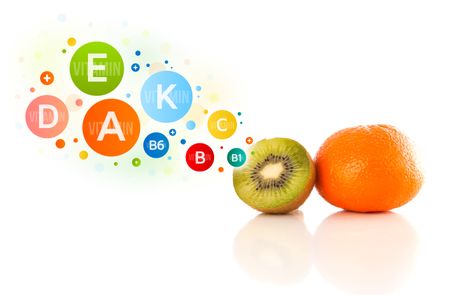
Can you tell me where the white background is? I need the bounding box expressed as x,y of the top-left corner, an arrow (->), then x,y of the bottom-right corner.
1,1 -> 450,294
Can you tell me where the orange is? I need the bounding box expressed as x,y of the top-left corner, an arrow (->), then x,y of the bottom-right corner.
315,124 -> 423,212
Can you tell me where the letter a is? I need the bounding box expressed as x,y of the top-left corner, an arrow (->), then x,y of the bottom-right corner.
97,111 -> 125,141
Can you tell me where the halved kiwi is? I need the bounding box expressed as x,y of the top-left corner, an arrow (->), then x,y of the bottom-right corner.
233,138 -> 315,214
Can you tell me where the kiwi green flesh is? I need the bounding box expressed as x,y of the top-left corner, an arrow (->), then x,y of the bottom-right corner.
233,138 -> 315,213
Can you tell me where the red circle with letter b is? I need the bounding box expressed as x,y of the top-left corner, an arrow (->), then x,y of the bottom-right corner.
185,143 -> 214,172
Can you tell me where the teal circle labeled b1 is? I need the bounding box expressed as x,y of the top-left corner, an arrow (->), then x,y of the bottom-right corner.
227,148 -> 246,167
70,41 -> 124,96
143,132 -> 169,158
141,71 -> 193,122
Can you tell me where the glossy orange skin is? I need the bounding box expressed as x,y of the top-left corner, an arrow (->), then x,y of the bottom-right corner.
315,125 -> 423,212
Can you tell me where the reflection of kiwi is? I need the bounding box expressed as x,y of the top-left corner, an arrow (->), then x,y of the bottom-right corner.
233,138 -> 315,214
234,211 -> 313,284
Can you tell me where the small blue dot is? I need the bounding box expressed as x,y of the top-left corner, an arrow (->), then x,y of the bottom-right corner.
95,163 -> 104,172
169,128 -> 177,136
186,120 -> 196,130
57,14 -> 66,22
180,139 -> 186,145
237,112 -> 242,116
195,85 -> 202,91
126,93 -> 131,98
131,63 -> 140,72
146,63 -> 150,67
164,60 -> 169,64
168,156 -> 172,160
135,50 -> 141,56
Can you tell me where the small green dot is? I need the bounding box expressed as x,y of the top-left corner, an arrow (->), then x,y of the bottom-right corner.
251,151 -> 255,155
114,162 -> 118,166
132,158 -> 141,167
62,49 -> 67,54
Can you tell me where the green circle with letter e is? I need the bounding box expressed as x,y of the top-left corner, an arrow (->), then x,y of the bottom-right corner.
70,41 -> 124,96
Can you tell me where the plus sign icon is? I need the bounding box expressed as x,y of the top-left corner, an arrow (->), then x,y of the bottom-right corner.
40,71 -> 54,85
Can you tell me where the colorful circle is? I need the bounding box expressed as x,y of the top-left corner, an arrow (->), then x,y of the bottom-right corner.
141,71 -> 193,123
132,158 -> 141,167
227,148 -> 247,167
207,110 -> 237,139
82,99 -> 140,156
70,42 -> 124,96
185,143 -> 214,172
25,95 -> 69,138
131,63 -> 140,72
79,150 -> 88,160
143,132 -> 169,158
40,71 -> 54,85
67,37 -> 76,46
55,139 -> 65,149
186,120 -> 196,130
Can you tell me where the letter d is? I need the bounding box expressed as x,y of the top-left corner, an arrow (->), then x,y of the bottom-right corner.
38,104 -> 58,129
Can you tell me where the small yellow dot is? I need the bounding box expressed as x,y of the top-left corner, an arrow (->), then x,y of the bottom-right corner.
203,109 -> 208,114
67,37 -> 76,46
79,150 -> 88,160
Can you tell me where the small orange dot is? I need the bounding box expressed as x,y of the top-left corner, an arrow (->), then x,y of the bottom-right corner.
218,167 -> 224,172
67,37 -> 76,46
73,138 -> 78,143
55,139 -> 65,149
40,71 -> 54,85
30,87 -> 35,93
246,137 -> 253,144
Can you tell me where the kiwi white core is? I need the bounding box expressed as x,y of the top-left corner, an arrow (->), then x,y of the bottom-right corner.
260,162 -> 284,180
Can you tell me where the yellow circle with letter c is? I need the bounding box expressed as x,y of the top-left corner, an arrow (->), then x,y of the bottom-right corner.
207,110 -> 237,139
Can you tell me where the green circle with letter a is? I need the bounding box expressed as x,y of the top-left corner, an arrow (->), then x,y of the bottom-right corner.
70,41 -> 124,96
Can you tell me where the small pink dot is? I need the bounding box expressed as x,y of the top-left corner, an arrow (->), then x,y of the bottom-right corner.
75,99 -> 83,106
30,87 -> 35,93
220,146 -> 223,149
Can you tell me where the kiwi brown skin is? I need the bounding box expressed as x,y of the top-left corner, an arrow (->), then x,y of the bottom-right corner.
233,138 -> 316,214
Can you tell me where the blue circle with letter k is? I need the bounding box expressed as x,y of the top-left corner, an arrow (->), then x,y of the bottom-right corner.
141,71 -> 193,123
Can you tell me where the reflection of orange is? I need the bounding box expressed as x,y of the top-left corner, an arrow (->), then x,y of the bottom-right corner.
82,99 -> 140,156
315,125 -> 423,212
